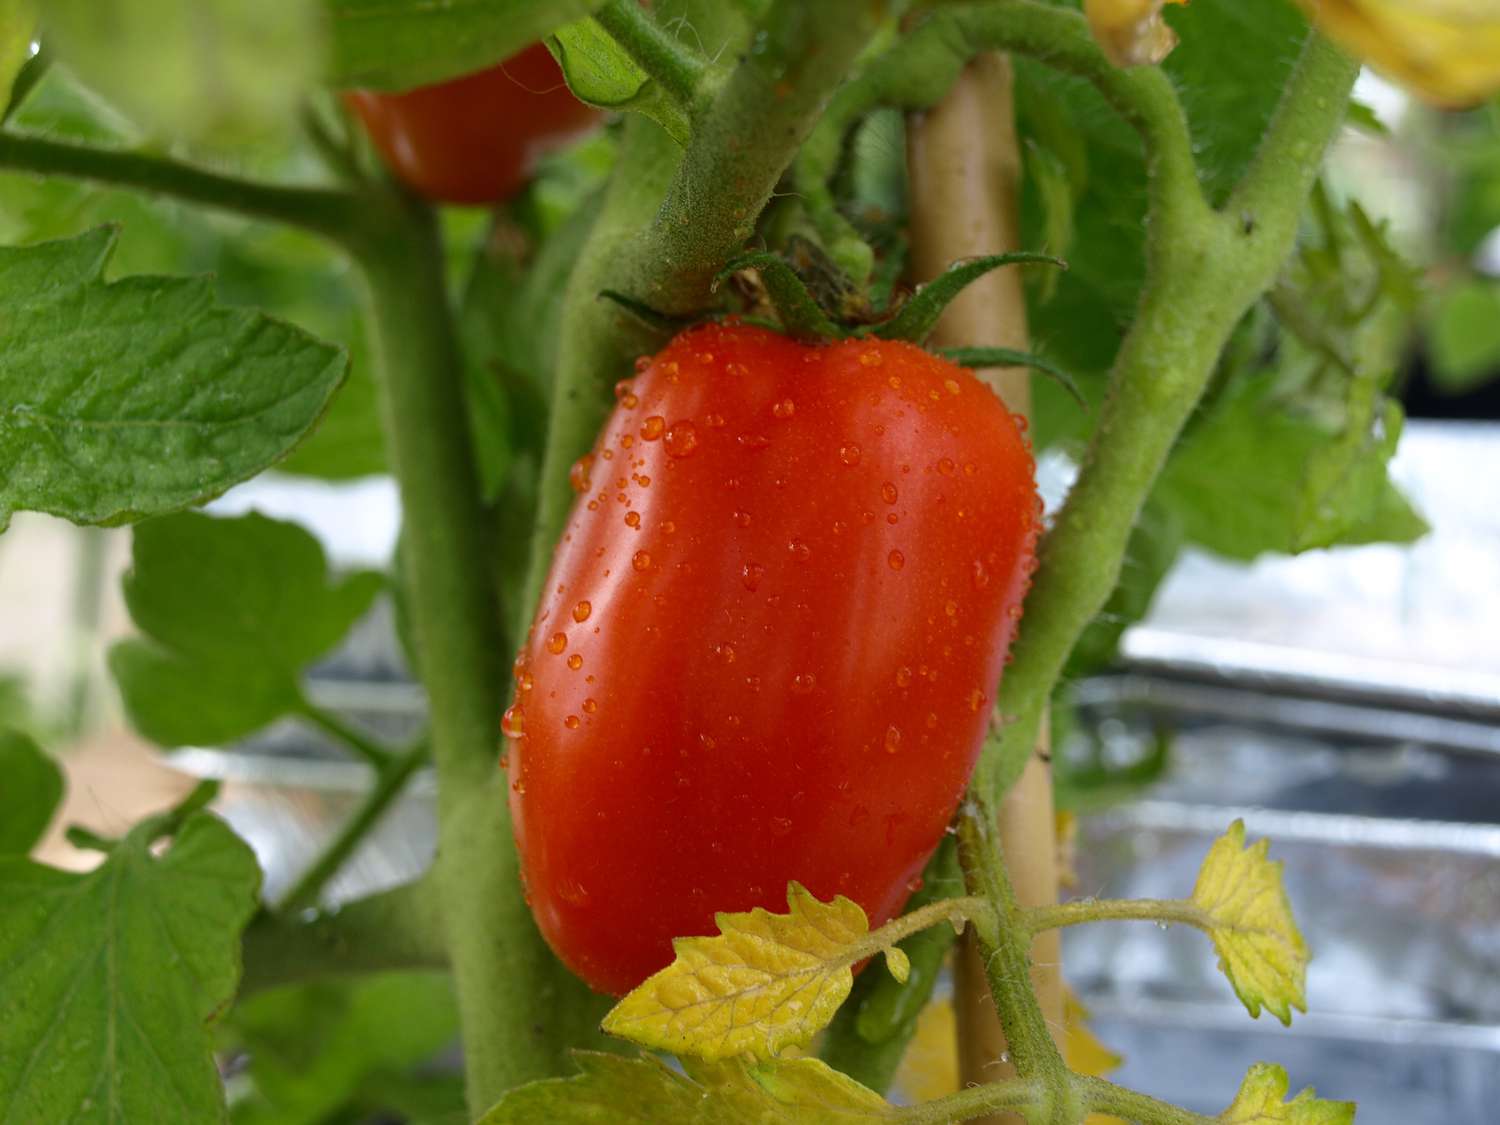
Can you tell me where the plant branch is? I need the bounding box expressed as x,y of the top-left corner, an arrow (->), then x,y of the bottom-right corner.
523,0 -> 881,615
1026,897 -> 1211,935
295,697 -> 396,769
239,877 -> 448,997
896,1077 -> 1044,1124
793,0 -> 1207,280
351,186 -> 607,1111
1074,1076 -> 1216,1125
0,130 -> 362,246
275,738 -> 430,914
593,0 -> 712,116
975,31 -> 1360,800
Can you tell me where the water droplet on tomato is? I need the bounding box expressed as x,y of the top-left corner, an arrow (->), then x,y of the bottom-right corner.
771,816 -> 794,837
907,874 -> 925,893
737,432 -> 770,451
937,457 -> 955,476
886,512 -> 899,525
632,550 -> 652,572
501,706 -> 525,738
840,443 -> 861,466
511,777 -> 526,795
888,549 -> 905,571
725,361 -> 748,376
860,350 -> 883,367
713,643 -> 736,664
881,481 -> 898,504
572,600 -> 592,623
945,599 -> 958,617
969,689 -> 985,712
624,511 -> 641,528
569,454 -> 594,493
706,412 -> 726,429
884,725 -> 902,753
582,698 -> 597,715
734,510 -> 752,528
640,415 -> 665,441
788,539 -> 810,562
564,714 -> 581,729
895,666 -> 913,687
546,632 -> 567,654
791,672 -> 816,695
633,356 -> 650,373
567,653 -> 583,670
971,560 -> 990,590
944,378 -> 961,396
741,562 -> 765,591
664,421 -> 699,457
660,520 -> 676,534
771,398 -> 795,419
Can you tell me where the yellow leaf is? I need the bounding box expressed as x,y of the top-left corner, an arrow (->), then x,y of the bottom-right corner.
1191,821 -> 1309,1025
602,883 -> 886,1061
1219,1062 -> 1356,1124
1056,808 -> 1080,890
1085,0 -> 1191,66
891,996 -> 959,1103
1295,0 -> 1500,108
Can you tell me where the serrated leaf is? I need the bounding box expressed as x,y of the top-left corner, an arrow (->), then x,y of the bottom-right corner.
550,18 -> 691,144
110,511 -> 382,747
0,812 -> 260,1123
328,0 -> 602,91
0,228 -> 348,530
602,882 -> 887,1061
1192,821 -> 1308,1025
1294,0 -> 1500,107
1428,279 -> 1500,394
0,728 -> 62,854
42,0 -> 320,140
479,1052 -> 895,1124
1220,1062 -> 1356,1124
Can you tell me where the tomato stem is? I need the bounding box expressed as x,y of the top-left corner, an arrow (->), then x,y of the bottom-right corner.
1026,897 -> 1213,935
594,0 -> 714,117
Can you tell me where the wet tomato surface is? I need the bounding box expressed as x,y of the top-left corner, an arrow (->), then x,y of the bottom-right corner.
507,321 -> 1039,995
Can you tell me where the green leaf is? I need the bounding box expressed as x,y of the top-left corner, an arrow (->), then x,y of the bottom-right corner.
479,1053 -> 896,1124
327,0 -> 603,91
1428,278 -> 1500,394
0,811 -> 260,1124
0,0 -> 35,106
41,0 -> 321,141
0,728 -> 62,854
1192,821 -> 1308,1025
716,251 -> 843,341
109,511 -> 382,747
550,17 -> 691,144
227,972 -> 461,1125
871,252 -> 1064,343
1156,380 -> 1425,560
1219,1062 -> 1355,1124
0,228 -> 348,530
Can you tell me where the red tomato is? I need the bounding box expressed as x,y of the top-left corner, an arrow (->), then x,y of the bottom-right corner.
507,322 -> 1039,995
344,44 -> 601,205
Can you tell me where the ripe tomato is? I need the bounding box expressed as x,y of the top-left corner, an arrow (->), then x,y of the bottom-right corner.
344,44 -> 601,205
507,322 -> 1039,995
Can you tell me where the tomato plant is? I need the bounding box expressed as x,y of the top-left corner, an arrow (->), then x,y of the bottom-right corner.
345,44 -> 600,204
507,322 -> 1039,993
1,0 -> 1493,1122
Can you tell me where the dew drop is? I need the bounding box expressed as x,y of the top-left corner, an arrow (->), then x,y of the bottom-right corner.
945,599 -> 958,617
583,698 -> 597,714
546,632 -> 567,655
572,600 -> 592,623
741,562 -> 765,591
884,726 -> 902,753
969,689 -> 985,712
734,510 -> 752,528
771,816 -> 794,836
632,550 -> 652,572
888,549 -> 905,571
614,379 -> 634,401
517,672 -> 534,693
772,398 -> 795,419
564,714 -> 581,730
633,356 -> 651,373
944,378 -> 961,396
640,415 -> 665,441
624,511 -> 641,528
737,432 -> 770,451
706,412 -> 726,428
664,420 -> 699,457
787,539 -> 811,562
791,672 -> 816,695
937,457 -> 956,476
971,559 -> 990,590
714,643 -> 736,664
839,443 -> 862,466
881,481 -> 898,504
725,361 -> 748,377
567,653 -> 583,670
886,512 -> 899,525
660,520 -> 677,534
860,350 -> 883,367
569,454 -> 594,493
895,665 -> 912,687
501,705 -> 525,738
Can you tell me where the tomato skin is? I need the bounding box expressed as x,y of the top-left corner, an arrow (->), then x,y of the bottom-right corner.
508,322 -> 1039,996
344,44 -> 601,205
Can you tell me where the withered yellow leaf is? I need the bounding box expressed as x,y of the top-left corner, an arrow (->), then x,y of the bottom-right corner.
1219,1062 -> 1356,1124
1192,821 -> 1309,1025
602,883 -> 902,1061
1296,0 -> 1500,107
1085,0 -> 1191,66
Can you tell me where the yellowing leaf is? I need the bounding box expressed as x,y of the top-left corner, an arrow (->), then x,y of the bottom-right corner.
1192,821 -> 1308,1025
1056,808 -> 1080,890
1086,0 -> 1191,66
479,1052 -> 898,1124
602,883 -> 898,1061
1295,0 -> 1500,107
892,996 -> 959,1103
1219,1062 -> 1356,1124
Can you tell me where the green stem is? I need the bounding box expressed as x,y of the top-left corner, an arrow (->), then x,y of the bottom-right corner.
296,698 -> 395,769
896,1077 -> 1044,1124
594,0 -> 712,115
976,32 -> 1360,799
350,188 -> 604,1112
1026,897 -> 1211,935
956,806 -> 1074,1115
239,877 -> 448,997
0,130 -> 362,245
1074,1076 -> 1216,1125
275,739 -> 429,914
793,0 -> 1207,280
523,0 -> 879,614
2,46 -> 49,126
